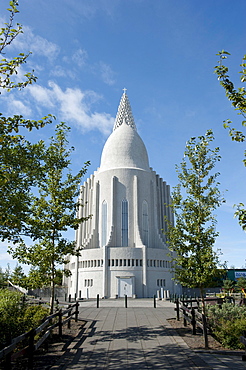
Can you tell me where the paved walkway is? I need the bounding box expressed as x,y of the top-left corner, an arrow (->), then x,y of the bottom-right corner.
51,299 -> 246,369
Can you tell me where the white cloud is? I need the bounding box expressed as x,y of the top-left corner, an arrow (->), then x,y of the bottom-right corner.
72,48 -> 88,67
10,26 -> 60,62
27,84 -> 54,108
98,62 -> 116,85
28,82 -> 114,135
5,95 -> 32,116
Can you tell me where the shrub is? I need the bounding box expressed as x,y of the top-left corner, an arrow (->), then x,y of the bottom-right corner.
207,303 -> 246,349
0,289 -> 23,347
22,304 -> 49,332
213,318 -> 246,349
0,289 -> 49,349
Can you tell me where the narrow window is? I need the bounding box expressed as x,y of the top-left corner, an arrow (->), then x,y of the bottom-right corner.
120,259 -> 123,266
142,200 -> 149,246
94,260 -> 96,267
150,260 -> 152,267
84,280 -> 87,287
140,259 -> 143,266
101,200 -> 107,247
116,259 -> 118,266
160,260 -> 162,267
112,259 -> 114,267
136,259 -> 139,266
91,279 -> 93,287
160,279 -> 163,286
154,260 -> 156,267
157,260 -> 159,267
121,199 -> 128,247
85,261 -> 87,268
163,279 -> 166,286
101,259 -> 103,267
132,259 -> 134,267
128,259 -> 131,267
98,260 -> 100,267
91,260 -> 93,267
157,279 -> 159,286
108,259 -> 110,266
124,259 -> 127,266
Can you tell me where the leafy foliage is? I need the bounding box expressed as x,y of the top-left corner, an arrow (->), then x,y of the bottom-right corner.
9,264 -> 27,288
222,279 -> 235,293
0,289 -> 48,349
10,123 -> 90,313
0,0 -> 36,91
166,130 -> 226,306
0,265 -> 11,288
0,1 -> 53,243
207,303 -> 246,349
236,277 -> 246,292
215,50 -> 246,231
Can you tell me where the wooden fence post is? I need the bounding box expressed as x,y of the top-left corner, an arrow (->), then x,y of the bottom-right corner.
153,295 -> 156,308
125,294 -> 127,308
28,328 -> 35,369
97,294 -> 99,308
191,308 -> 196,335
58,309 -> 63,337
202,313 -> 209,349
183,308 -> 187,327
4,335 -> 12,370
175,299 -> 180,321
75,302 -> 79,322
67,305 -> 71,329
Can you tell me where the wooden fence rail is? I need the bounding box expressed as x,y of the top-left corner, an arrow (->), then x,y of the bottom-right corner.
0,301 -> 79,369
175,299 -> 209,348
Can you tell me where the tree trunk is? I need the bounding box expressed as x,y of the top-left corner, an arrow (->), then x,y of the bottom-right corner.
200,286 -> 206,315
49,261 -> 55,314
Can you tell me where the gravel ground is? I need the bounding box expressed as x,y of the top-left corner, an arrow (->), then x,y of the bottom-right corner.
168,318 -> 234,351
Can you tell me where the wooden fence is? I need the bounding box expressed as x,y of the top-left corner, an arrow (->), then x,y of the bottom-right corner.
174,299 -> 209,348
0,301 -> 79,369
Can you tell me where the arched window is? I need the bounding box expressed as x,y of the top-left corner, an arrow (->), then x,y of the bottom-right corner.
121,199 -> 128,247
101,200 -> 107,247
142,200 -> 149,246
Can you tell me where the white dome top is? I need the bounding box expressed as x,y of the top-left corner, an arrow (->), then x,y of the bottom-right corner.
99,91 -> 150,172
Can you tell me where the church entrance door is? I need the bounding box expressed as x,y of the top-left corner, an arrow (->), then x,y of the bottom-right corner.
118,277 -> 133,298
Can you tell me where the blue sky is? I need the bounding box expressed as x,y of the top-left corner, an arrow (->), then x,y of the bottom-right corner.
0,0 -> 246,272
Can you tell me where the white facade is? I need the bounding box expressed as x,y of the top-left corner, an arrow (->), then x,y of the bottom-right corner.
66,92 -> 180,298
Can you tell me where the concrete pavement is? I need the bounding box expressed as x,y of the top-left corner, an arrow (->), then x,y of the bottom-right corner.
51,299 -> 246,369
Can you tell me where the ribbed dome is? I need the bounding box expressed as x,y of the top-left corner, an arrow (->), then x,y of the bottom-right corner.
99,119 -> 150,172
99,91 -> 150,172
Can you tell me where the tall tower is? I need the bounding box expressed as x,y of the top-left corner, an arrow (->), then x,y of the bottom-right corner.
66,91 -> 178,298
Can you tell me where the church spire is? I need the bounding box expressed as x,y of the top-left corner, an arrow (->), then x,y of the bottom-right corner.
113,89 -> 136,131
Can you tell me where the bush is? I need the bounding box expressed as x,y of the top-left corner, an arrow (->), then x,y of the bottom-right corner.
213,318 -> 246,349
207,303 -> 246,349
22,304 -> 49,332
0,289 -> 48,349
0,289 -> 23,347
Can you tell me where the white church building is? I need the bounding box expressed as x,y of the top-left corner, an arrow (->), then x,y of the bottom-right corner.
65,91 -> 180,299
